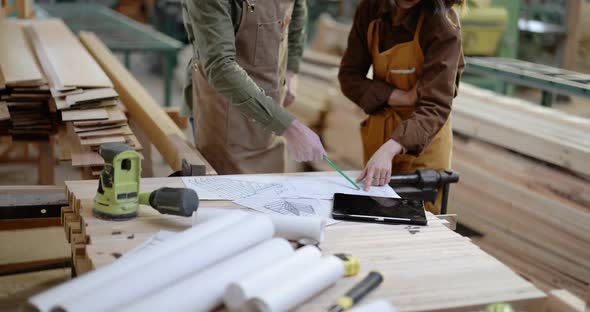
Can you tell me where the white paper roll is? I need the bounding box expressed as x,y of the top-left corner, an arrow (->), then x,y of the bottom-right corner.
122,238 -> 294,312
195,208 -> 326,242
224,245 -> 322,311
54,213 -> 275,312
28,212 -> 247,312
349,300 -> 397,312
250,255 -> 344,312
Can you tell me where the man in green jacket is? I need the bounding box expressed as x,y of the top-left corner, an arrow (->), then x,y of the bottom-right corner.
182,0 -> 325,174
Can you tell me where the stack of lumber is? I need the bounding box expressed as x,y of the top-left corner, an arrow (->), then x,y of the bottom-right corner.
453,84 -> 590,177
23,19 -> 141,175
0,21 -> 53,141
449,86 -> 590,299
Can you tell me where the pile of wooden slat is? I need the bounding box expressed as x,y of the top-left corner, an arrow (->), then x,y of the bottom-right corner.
0,21 -> 53,141
449,86 -> 590,299
22,19 -> 141,175
453,84 -> 590,177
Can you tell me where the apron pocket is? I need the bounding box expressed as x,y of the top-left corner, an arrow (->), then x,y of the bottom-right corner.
253,20 -> 281,67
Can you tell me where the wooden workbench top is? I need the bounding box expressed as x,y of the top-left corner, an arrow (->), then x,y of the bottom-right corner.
60,173 -> 546,311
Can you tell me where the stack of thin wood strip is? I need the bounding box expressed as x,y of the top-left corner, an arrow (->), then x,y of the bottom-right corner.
449,85 -> 590,298
0,21 -> 53,141
24,19 -> 141,174
453,84 -> 590,177
450,137 -> 590,298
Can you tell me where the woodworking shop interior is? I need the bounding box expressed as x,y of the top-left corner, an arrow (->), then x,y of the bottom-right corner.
1,0 -> 590,311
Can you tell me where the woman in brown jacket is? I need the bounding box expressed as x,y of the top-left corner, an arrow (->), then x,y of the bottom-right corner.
339,0 -> 464,213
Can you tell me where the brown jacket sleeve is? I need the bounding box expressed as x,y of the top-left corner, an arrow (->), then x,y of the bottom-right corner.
391,9 -> 463,155
338,0 -> 394,115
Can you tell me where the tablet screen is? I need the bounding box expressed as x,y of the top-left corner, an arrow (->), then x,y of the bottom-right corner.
332,193 -> 427,225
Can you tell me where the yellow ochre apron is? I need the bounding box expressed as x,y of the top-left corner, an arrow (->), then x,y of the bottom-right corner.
362,12 -> 453,214
191,0 -> 293,174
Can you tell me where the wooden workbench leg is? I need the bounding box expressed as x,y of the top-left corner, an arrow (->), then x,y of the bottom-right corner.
38,140 -> 55,185
129,119 -> 153,177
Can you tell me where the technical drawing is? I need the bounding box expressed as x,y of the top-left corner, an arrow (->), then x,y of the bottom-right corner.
263,200 -> 315,216
187,177 -> 284,200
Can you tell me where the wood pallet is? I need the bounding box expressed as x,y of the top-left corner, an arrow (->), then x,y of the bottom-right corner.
60,174 -> 546,311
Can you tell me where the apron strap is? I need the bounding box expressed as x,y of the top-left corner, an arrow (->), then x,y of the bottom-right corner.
413,12 -> 425,42
367,18 -> 380,54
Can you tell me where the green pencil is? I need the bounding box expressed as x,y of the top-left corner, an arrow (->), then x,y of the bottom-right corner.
323,156 -> 361,190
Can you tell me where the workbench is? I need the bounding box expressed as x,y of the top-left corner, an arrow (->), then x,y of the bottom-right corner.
61,172 -> 546,311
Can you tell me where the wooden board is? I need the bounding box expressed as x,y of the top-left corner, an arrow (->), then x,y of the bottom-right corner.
72,106 -> 126,127
0,227 -> 70,275
80,32 -> 214,175
65,122 -> 104,167
60,173 -> 546,311
73,123 -> 125,133
452,84 -> 590,176
77,125 -> 132,138
0,102 -> 8,121
61,108 -> 108,121
0,21 -> 45,86
64,88 -> 118,109
28,19 -> 112,89
79,135 -> 126,147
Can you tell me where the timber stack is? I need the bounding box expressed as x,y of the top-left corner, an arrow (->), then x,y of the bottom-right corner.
291,48 -> 590,299
0,19 -> 141,177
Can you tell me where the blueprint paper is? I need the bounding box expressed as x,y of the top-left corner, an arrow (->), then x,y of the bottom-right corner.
181,174 -> 399,201
233,195 -> 339,225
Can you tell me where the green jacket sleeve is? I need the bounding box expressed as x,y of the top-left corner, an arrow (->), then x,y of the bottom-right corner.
287,0 -> 307,73
184,0 -> 295,135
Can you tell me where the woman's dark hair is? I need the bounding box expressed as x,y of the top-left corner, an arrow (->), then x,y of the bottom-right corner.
393,0 -> 465,27
422,0 -> 465,16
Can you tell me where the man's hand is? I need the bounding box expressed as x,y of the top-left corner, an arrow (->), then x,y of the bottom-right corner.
387,85 -> 417,107
283,71 -> 298,107
283,119 -> 326,162
356,139 -> 403,191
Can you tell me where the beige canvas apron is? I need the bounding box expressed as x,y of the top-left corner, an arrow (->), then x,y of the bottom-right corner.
191,0 -> 293,174
362,13 -> 453,214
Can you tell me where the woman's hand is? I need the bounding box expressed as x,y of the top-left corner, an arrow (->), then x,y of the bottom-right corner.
387,85 -> 417,107
357,139 -> 403,191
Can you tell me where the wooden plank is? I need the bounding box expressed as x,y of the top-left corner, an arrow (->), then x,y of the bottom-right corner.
37,140 -> 55,185
72,106 -> 126,127
64,88 -> 118,109
80,32 -> 214,175
28,19 -> 113,89
0,21 -> 45,86
562,0 -> 582,71
0,227 -> 70,275
544,290 -> 585,312
65,123 -> 104,167
73,123 -> 125,133
0,101 -> 9,121
79,135 -> 126,147
453,84 -> 590,176
61,108 -> 108,121
76,125 -> 132,138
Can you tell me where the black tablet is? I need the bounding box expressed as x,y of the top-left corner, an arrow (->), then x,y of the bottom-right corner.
332,193 -> 427,226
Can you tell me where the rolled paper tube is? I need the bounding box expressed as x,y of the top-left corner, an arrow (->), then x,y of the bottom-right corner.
224,245 -> 322,311
194,208 -> 326,242
122,238 -> 294,312
27,212 -> 247,312
54,213 -> 275,312
250,255 -> 345,312
349,300 -> 398,312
